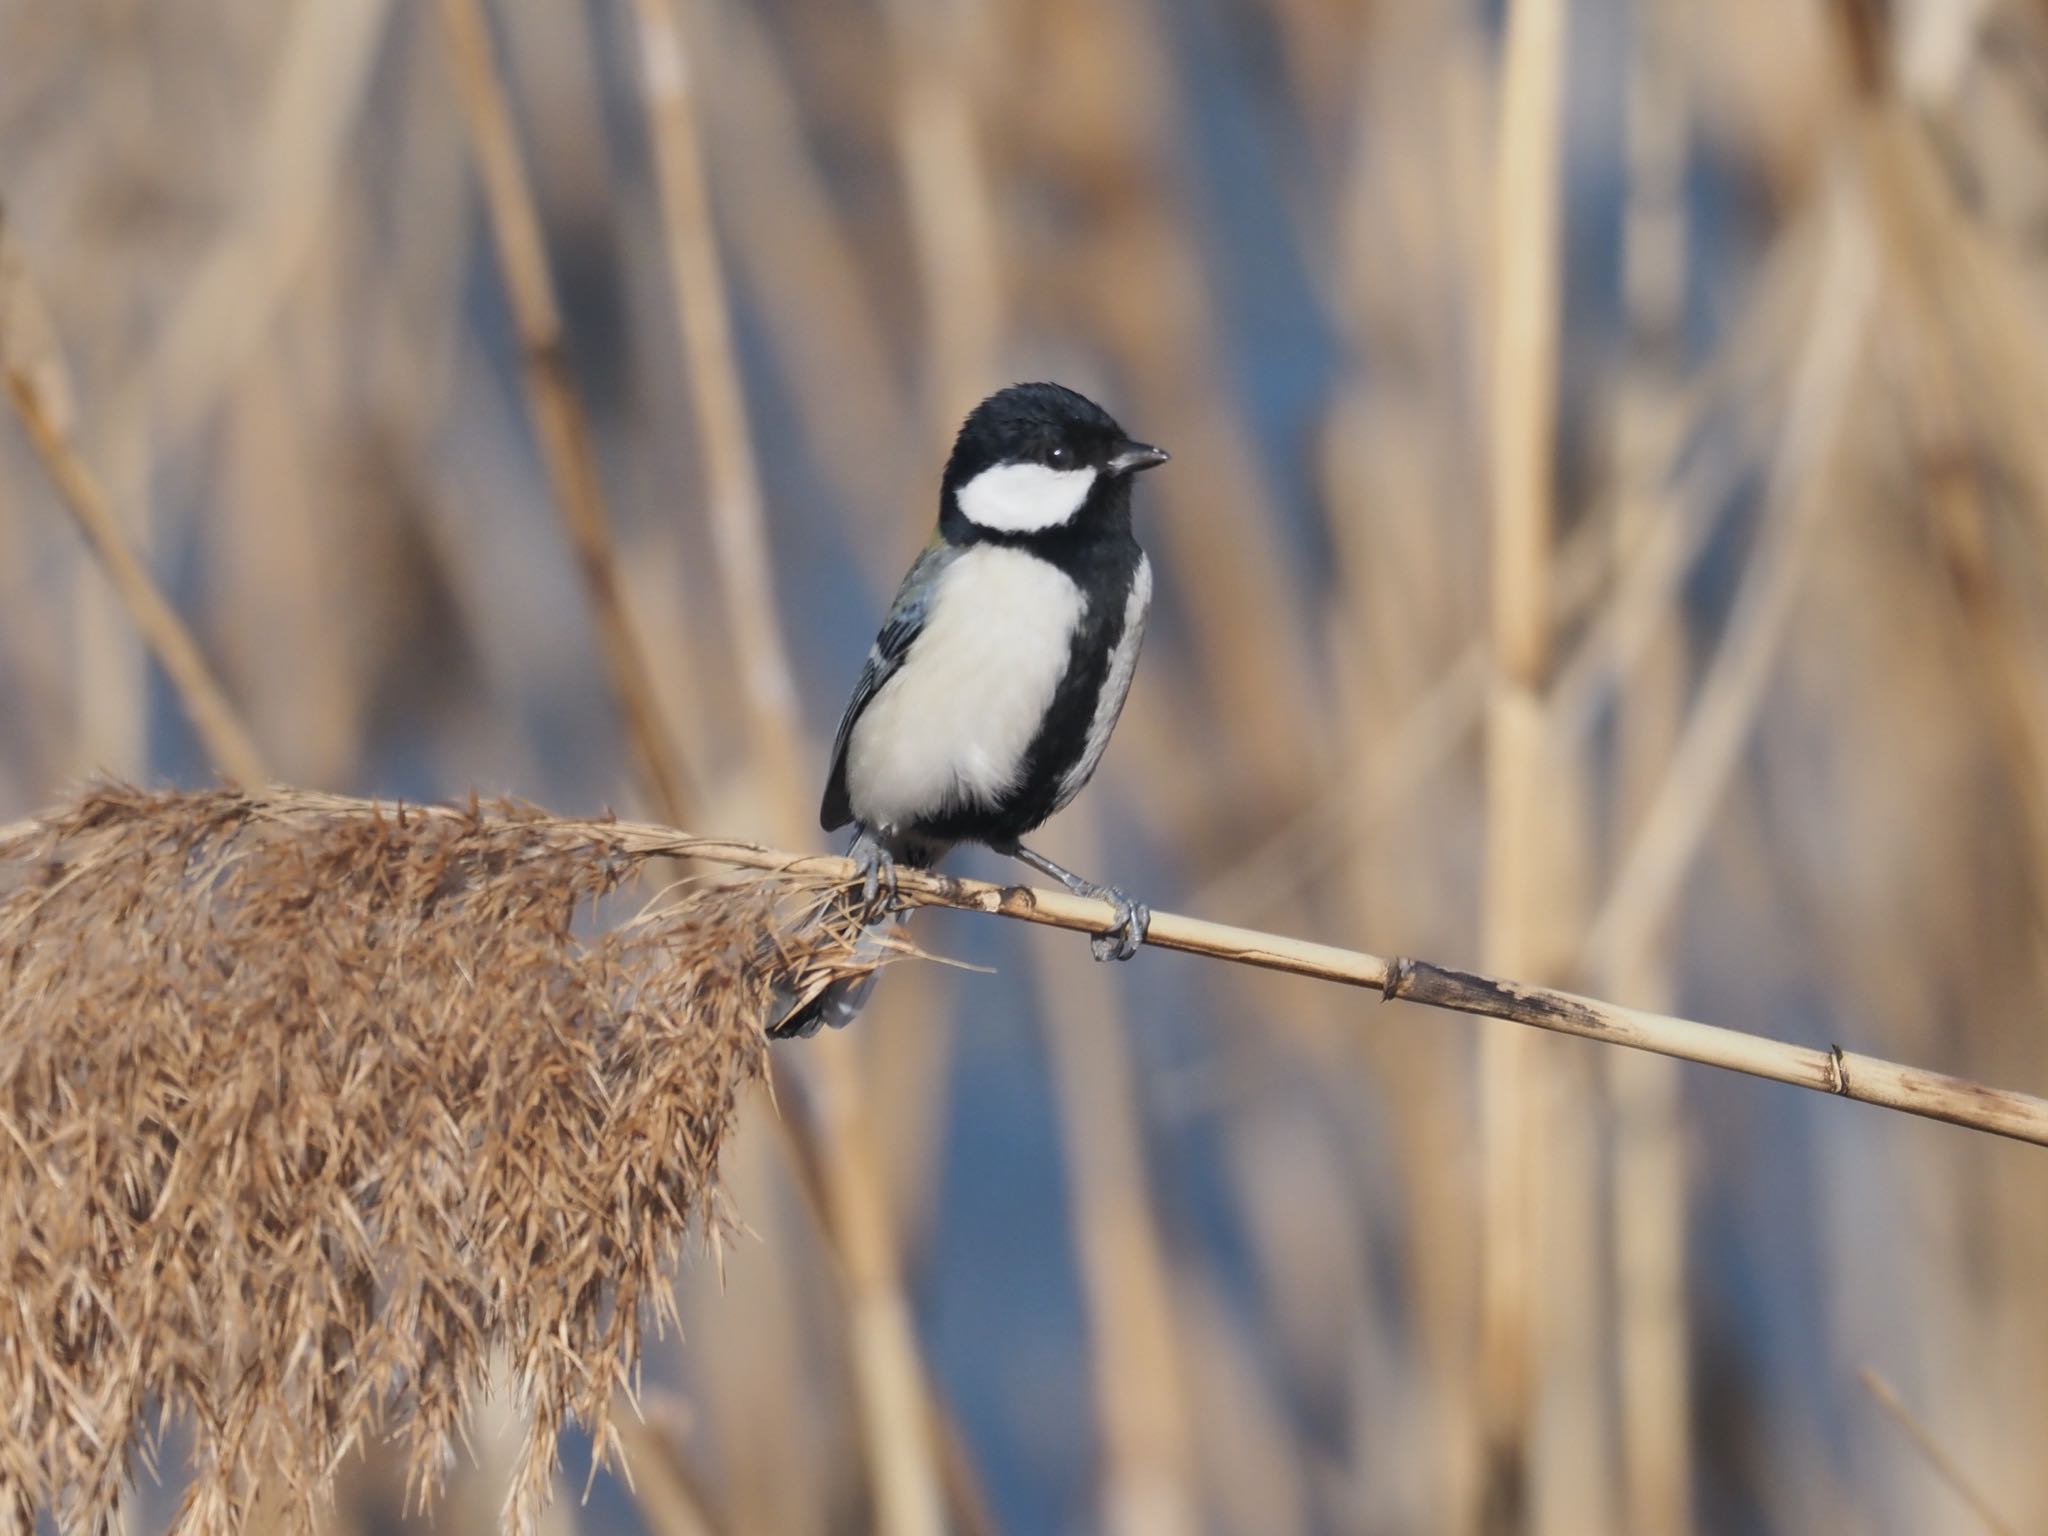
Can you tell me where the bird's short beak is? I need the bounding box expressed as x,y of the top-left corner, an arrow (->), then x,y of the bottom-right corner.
1108,441 -> 1170,476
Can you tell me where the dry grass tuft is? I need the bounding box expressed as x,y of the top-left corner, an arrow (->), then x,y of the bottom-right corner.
0,785 -> 871,1535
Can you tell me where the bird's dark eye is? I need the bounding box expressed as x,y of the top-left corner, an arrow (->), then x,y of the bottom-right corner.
1048,445 -> 1070,466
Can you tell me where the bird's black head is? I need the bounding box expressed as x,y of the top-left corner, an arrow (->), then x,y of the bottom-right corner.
939,382 -> 1168,544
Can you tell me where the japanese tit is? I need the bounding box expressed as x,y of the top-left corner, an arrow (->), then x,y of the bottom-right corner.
773,381 -> 1168,1038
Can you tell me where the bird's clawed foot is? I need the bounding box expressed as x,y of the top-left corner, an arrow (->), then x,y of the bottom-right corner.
850,832 -> 899,918
1001,842 -> 1150,963
1088,888 -> 1150,962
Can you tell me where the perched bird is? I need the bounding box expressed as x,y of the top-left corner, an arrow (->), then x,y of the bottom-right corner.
773,381 -> 1169,1038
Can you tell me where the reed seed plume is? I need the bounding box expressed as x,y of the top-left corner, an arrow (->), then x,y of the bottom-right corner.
0,785 -> 878,1536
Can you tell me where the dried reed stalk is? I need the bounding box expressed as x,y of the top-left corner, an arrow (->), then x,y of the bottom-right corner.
624,0 -> 804,815
624,9 -> 952,1531
612,1408 -> 723,1536
686,0 -> 965,1285
1042,0 -> 1324,813
107,0 -> 395,455
1604,1 -> 1696,1527
0,785 -> 878,1536
1582,169 -> 1875,981
0,221 -> 267,790
698,0 -> 915,578
1031,810 -> 1198,1536
437,0 -> 698,826
1548,229 -> 1796,739
879,0 -> 1003,439
1852,54 -> 2048,949
595,850 -> 2041,1147
1858,1369 -> 2021,1536
1479,0 -> 1570,1525
1327,406 -> 1484,1533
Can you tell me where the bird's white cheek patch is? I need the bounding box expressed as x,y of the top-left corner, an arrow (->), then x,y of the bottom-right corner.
954,461 -> 1098,533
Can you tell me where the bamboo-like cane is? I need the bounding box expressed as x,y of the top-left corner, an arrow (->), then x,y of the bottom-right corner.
612,831 -> 2048,1148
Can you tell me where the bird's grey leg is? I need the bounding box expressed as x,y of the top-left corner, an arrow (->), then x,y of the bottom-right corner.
849,828 -> 899,916
1000,842 -> 1150,962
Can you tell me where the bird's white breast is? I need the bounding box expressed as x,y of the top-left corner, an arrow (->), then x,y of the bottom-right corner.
1057,553 -> 1151,811
845,546 -> 1086,832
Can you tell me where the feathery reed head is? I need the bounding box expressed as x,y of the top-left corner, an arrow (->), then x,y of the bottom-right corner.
0,785 -> 871,1534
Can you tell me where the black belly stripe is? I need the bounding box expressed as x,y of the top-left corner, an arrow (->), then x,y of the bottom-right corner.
915,527 -> 1142,845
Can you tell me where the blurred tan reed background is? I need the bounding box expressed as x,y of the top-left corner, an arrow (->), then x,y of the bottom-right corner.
3,0 -> 2046,1532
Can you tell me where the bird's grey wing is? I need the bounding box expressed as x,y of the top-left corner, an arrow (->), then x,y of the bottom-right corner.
820,541 -> 957,832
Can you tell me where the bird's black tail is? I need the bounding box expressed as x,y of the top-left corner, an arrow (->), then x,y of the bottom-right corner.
766,829 -> 927,1039
768,966 -> 881,1039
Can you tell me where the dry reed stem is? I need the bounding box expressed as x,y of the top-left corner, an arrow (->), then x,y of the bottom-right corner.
929,1382 -> 1004,1536
437,0 -> 698,827
1851,75 -> 2048,949
0,785 -> 892,1534
1858,1369 -> 2021,1536
678,880 -> 2045,1147
106,0 -> 395,456
625,0 -> 804,815
1582,170 -> 1874,980
1551,392 -> 1773,722
1047,0 -> 1324,810
571,12 -> 962,1528
611,1410 -> 723,1536
1032,810 -> 1197,1536
1604,1 -> 1696,1527
0,223 -> 267,790
624,8 -> 953,1527
798,1074 -> 950,1536
5,391 -> 266,790
1479,0 -> 1570,1525
879,0 -> 1003,438
698,0 -> 915,579
767,1045 -> 957,1536
1211,456 -> 1713,926
1546,206 -> 1808,735
1318,30 -> 1482,1490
